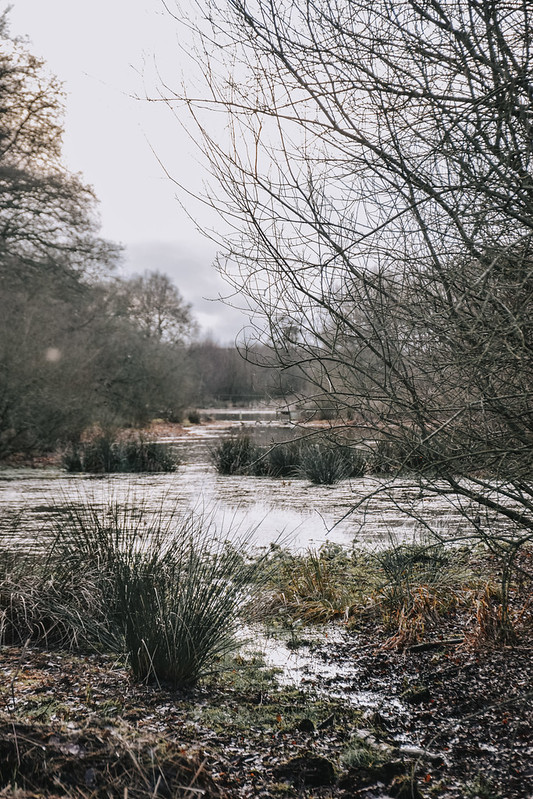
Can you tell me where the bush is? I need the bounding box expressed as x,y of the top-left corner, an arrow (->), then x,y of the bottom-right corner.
62,434 -> 179,474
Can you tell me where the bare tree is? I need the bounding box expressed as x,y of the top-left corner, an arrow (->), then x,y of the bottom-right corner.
113,270 -> 197,344
164,0 -> 533,605
0,11 -> 117,280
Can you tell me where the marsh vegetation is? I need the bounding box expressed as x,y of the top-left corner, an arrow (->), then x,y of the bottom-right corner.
0,483 -> 531,798
1,0 -> 532,795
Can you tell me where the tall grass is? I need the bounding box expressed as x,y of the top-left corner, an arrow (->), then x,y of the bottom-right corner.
47,497 -> 261,686
368,437 -> 442,475
298,442 -> 366,484
211,435 -> 367,483
1,496 -> 261,687
264,543 -> 360,621
0,543 -> 110,650
266,440 -> 301,477
62,434 -> 179,473
262,540 -> 485,645
210,435 -> 264,475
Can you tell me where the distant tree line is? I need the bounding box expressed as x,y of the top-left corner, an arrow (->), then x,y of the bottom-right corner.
0,15 -> 290,460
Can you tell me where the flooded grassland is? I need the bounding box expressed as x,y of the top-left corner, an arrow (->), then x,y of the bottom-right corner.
0,420 -> 498,551
0,420 -> 531,798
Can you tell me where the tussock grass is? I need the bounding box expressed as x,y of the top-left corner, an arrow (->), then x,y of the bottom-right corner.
0,549 -> 111,651
62,434 -> 178,473
211,435 -> 367,483
52,497 -> 262,686
210,435 -> 263,475
1,495 -> 263,687
298,442 -> 366,484
265,440 -> 302,477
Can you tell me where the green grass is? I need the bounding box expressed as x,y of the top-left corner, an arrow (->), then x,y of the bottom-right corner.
340,739 -> 392,770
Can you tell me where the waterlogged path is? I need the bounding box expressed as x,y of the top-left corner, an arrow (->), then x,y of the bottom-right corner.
0,421 -> 487,551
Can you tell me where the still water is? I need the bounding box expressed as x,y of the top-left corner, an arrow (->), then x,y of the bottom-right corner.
0,421 -> 486,552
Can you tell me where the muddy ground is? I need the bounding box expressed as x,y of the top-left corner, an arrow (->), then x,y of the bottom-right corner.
0,624 -> 531,799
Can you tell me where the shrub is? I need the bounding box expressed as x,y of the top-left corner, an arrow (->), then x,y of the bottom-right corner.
62,434 -> 179,473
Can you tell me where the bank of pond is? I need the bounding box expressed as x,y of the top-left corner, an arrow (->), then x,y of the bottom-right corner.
0,499 -> 531,798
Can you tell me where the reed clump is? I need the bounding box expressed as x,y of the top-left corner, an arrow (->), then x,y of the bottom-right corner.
0,497 -> 260,687
298,442 -> 366,484
211,435 -> 366,484
62,434 -> 179,473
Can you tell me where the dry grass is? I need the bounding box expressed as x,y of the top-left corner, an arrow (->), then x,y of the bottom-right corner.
0,715 -> 224,798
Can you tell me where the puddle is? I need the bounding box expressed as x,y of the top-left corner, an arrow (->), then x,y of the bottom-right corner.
245,626 -> 407,718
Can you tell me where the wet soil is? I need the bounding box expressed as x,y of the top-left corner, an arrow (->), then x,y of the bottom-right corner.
0,627 -> 531,799
293,622 -> 533,798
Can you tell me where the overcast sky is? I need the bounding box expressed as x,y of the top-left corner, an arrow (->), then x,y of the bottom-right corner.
8,0 -> 246,342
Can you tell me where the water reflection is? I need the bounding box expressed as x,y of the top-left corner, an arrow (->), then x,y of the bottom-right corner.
0,466 -> 479,553
1,421 -> 506,550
